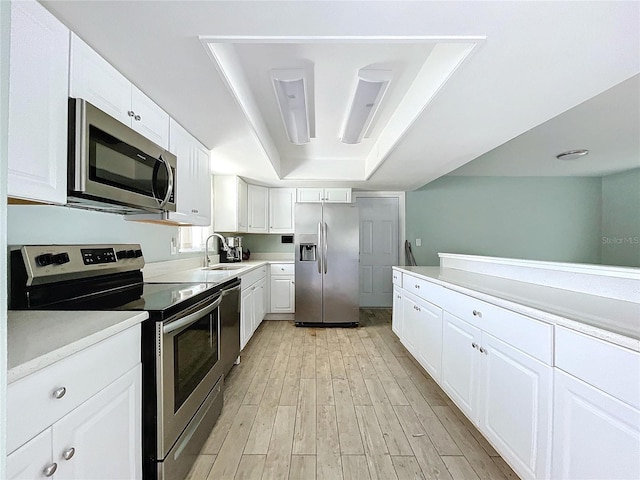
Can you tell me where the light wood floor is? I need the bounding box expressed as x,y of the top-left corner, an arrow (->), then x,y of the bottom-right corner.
186,309 -> 520,480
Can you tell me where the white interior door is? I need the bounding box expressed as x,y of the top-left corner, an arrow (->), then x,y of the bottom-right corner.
357,197 -> 399,307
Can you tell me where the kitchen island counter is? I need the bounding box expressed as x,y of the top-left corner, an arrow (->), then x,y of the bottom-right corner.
394,265 -> 640,351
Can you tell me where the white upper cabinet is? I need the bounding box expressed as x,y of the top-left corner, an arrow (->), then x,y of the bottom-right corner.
70,34 -> 169,149
248,184 -> 269,233
297,187 -> 352,203
166,119 -> 211,226
213,176 -> 248,233
269,188 -> 296,233
8,0 -> 69,204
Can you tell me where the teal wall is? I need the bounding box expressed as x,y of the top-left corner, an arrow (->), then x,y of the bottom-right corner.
406,176 -> 603,266
241,234 -> 295,254
7,205 -> 201,262
601,168 -> 640,267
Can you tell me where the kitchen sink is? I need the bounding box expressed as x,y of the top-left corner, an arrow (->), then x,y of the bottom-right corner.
203,265 -> 245,271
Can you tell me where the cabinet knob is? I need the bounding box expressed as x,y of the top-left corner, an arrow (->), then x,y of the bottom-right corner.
52,386 -> 67,399
479,347 -> 488,355
415,284 -> 420,289
43,463 -> 58,477
134,114 -> 141,121
471,342 -> 478,349
62,447 -> 75,460
472,310 -> 482,318
127,110 -> 135,117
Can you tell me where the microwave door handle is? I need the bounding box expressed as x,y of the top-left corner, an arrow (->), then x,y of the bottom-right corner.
156,154 -> 174,209
163,295 -> 223,334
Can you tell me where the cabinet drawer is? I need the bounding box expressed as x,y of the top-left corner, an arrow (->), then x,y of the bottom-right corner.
556,326 -> 640,409
445,290 -> 553,364
402,273 -> 449,306
241,265 -> 267,289
392,270 -> 402,287
7,325 -> 140,454
270,263 -> 294,275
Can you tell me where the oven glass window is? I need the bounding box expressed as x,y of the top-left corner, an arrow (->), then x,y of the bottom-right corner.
174,309 -> 219,411
88,125 -> 170,199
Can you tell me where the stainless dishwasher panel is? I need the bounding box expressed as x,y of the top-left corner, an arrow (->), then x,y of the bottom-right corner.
220,280 -> 241,375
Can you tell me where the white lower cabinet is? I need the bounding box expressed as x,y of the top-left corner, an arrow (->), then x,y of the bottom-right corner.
269,263 -> 295,314
442,312 -> 481,419
441,311 -> 552,480
478,332 -> 552,480
391,285 -> 403,338
403,291 -> 442,382
240,266 -> 267,349
7,325 -> 142,480
552,369 -> 640,480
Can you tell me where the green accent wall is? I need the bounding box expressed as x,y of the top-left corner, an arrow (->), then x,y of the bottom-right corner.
601,168 -> 640,267
406,176 -> 603,266
241,234 -> 295,253
7,205 -> 201,263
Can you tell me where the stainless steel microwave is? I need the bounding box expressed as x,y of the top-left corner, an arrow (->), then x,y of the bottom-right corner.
67,98 -> 176,214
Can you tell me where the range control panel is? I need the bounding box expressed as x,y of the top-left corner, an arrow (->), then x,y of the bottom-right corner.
17,244 -> 145,285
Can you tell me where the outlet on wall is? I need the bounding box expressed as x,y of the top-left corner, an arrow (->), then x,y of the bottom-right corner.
170,237 -> 177,255
415,238 -> 422,247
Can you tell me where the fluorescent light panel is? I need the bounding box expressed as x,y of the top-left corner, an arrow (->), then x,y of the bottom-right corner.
341,69 -> 392,145
271,69 -> 310,145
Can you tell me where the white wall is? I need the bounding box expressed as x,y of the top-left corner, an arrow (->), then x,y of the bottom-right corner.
1,0 -> 10,475
7,205 -> 201,263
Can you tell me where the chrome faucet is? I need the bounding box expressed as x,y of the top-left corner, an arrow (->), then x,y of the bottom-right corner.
204,233 -> 230,267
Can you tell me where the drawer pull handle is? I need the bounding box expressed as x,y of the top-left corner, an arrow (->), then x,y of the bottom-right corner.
471,342 -> 478,349
415,284 -> 420,289
472,310 -> 482,318
43,463 -> 58,477
479,347 -> 488,355
52,387 -> 67,399
62,447 -> 75,460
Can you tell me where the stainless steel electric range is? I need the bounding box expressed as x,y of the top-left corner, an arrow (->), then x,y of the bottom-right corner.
9,244 -> 240,480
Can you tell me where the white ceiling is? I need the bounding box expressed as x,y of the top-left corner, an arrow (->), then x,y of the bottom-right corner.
449,75 -> 640,177
42,1 -> 640,190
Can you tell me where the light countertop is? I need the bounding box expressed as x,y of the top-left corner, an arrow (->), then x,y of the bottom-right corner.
145,260 -> 292,284
7,310 -> 148,383
394,266 -> 640,351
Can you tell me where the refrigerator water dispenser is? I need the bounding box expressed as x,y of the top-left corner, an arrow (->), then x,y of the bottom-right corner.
300,244 -> 317,261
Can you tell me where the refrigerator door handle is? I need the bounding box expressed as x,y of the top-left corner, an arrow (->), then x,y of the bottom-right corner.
323,222 -> 328,274
317,221 -> 323,274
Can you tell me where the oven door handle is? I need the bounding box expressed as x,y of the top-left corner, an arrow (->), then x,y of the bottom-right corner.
163,295 -> 223,334
220,284 -> 241,297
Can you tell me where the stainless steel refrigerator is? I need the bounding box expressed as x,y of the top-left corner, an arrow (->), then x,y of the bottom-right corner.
295,203 -> 359,326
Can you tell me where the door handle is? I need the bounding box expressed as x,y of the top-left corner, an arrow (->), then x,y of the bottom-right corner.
317,222 -> 323,274
163,295 -> 222,334
323,222 -> 328,274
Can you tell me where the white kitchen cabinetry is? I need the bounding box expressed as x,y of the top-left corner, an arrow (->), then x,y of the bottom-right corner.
269,263 -> 295,314
441,305 -> 553,480
213,176 -> 248,233
165,119 -> 211,226
7,0 -> 69,205
70,34 -> 169,149
403,291 -> 443,382
551,327 -> 640,479
7,326 -> 142,480
296,188 -> 352,203
240,266 -> 268,349
248,185 -> 269,233
392,285 -> 403,338
269,188 -> 296,233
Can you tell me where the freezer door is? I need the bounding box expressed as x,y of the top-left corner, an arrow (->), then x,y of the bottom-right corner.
323,204 -> 359,324
295,203 -> 322,324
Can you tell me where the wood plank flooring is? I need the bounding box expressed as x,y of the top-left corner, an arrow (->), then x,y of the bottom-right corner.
188,309 -> 520,480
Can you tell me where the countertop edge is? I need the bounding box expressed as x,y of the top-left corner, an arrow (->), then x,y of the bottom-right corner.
8,311 -> 148,384
393,266 -> 640,352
